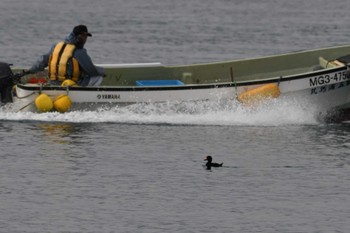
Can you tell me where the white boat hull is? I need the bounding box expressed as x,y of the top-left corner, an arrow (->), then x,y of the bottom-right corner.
13,66 -> 350,115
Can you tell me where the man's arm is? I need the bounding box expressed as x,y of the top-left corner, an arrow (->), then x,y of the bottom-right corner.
28,46 -> 54,73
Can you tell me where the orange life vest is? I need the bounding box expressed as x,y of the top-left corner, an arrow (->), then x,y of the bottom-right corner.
49,41 -> 80,82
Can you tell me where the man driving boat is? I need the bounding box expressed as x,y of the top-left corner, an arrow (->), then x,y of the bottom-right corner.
28,25 -> 104,86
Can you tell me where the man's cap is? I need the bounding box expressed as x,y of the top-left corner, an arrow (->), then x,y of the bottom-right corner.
73,25 -> 92,37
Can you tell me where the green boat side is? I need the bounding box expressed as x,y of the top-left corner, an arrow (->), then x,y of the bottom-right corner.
101,44 -> 350,86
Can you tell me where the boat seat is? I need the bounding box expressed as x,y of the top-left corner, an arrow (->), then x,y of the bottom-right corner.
319,57 -> 344,68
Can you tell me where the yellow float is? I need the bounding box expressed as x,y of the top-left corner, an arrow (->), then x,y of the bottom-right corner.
35,93 -> 53,112
53,94 -> 72,113
61,80 -> 77,87
237,83 -> 280,106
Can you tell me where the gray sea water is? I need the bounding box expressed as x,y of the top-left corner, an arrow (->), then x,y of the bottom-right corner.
1,0 -> 350,232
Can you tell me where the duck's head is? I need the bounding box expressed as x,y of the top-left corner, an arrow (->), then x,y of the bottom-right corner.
204,155 -> 212,162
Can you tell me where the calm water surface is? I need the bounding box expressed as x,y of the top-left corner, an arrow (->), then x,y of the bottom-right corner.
1,122 -> 350,232
1,0 -> 350,232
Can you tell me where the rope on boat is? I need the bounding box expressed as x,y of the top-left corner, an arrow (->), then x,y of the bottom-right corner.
16,101 -> 34,112
15,91 -> 36,112
15,91 -> 35,99
230,67 -> 234,83
278,76 -> 282,86
230,67 -> 238,97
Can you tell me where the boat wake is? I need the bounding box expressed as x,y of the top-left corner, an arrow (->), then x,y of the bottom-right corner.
0,97 -> 319,126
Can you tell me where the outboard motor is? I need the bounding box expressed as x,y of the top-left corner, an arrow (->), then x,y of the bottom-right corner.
0,62 -> 15,104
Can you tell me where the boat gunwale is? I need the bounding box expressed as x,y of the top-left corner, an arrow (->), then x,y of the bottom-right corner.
15,65 -> 347,92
